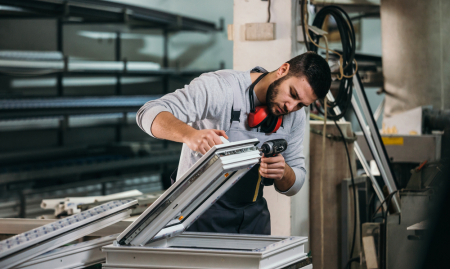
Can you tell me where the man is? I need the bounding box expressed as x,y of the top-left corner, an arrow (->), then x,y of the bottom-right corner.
136,51 -> 331,235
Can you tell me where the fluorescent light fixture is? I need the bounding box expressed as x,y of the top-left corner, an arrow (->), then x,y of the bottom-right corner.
78,31 -> 151,40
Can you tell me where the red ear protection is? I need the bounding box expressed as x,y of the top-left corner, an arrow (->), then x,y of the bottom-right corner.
248,106 -> 270,128
248,106 -> 283,133
247,73 -> 283,133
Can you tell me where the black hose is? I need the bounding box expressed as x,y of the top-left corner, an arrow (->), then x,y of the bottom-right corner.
307,5 -> 356,120
371,190 -> 399,222
345,256 -> 360,269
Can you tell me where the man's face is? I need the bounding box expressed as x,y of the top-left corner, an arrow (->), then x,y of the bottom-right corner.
266,75 -> 317,116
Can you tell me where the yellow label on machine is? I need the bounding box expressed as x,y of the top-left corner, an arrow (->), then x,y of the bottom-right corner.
382,137 -> 404,146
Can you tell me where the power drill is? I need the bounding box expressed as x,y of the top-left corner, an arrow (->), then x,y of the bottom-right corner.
259,139 -> 288,186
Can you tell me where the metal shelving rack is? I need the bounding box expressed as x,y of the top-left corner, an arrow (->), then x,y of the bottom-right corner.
0,95 -> 161,119
0,0 -> 223,218
0,0 -> 224,95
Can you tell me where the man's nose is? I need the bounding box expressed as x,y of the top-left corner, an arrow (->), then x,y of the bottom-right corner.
286,102 -> 296,112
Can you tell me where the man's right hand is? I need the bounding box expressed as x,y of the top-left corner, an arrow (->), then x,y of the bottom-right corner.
151,112 -> 229,155
184,129 -> 229,155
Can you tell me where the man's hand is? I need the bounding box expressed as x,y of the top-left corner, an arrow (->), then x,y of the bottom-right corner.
151,112 -> 229,155
259,154 -> 295,192
184,129 -> 229,155
259,154 -> 286,181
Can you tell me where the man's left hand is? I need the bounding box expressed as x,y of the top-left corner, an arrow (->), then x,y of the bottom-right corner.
259,154 -> 286,181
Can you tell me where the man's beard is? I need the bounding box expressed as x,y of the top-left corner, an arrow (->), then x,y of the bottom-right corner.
266,76 -> 289,116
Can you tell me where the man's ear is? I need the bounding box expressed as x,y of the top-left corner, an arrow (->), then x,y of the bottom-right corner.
276,63 -> 290,79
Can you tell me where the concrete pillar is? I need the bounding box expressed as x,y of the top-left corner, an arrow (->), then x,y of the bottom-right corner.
381,0 -> 450,116
232,0 -> 309,239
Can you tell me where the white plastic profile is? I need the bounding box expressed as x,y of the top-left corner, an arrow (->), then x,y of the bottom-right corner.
117,138 -> 261,246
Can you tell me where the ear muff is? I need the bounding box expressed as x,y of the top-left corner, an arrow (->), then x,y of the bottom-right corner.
248,106 -> 270,128
246,72 -> 283,133
248,106 -> 283,133
259,113 -> 283,133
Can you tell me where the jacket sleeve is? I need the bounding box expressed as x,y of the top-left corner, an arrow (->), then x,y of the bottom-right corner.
274,109 -> 307,196
136,72 -> 232,137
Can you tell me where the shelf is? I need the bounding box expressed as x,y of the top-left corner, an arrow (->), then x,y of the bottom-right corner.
67,67 -> 218,76
0,112 -> 137,131
0,0 -> 221,32
0,58 -> 160,72
312,0 -> 380,14
0,51 -> 218,76
0,151 -> 180,185
0,51 -> 63,61
0,95 -> 160,119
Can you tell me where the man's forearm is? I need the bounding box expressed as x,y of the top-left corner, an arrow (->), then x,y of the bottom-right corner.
151,111 -> 196,143
274,164 -> 295,192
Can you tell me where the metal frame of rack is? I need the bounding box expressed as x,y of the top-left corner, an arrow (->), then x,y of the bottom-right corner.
0,0 -> 223,218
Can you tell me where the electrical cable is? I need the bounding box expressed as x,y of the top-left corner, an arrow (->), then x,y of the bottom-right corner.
310,5 -> 357,73
367,192 -> 375,220
384,191 -> 398,222
334,120 -> 358,269
300,0 -> 310,51
367,191 -> 399,269
319,96 -> 328,268
301,1 -> 358,74
301,1 -> 357,120
345,256 -> 360,269
371,190 -> 399,222
267,0 -> 271,23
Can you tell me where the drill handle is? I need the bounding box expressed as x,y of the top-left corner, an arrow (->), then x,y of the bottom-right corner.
261,176 -> 274,186
259,139 -> 287,186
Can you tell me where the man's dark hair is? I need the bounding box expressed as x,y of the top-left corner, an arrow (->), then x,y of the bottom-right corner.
286,51 -> 331,99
